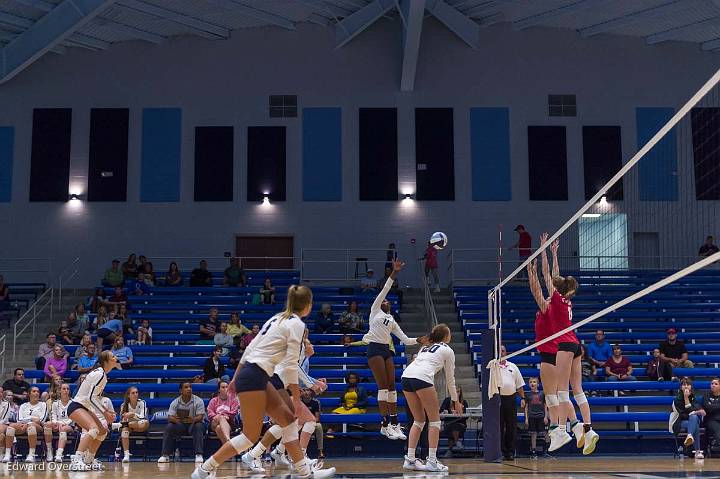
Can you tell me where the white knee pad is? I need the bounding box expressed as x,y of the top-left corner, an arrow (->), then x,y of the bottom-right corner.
27,425 -> 37,436
268,424 -> 283,440
301,421 -> 316,434
229,433 -> 253,454
573,392 -> 588,406
546,394 -> 559,407
377,389 -> 389,402
6,427 -> 14,438
43,426 -> 52,436
96,429 -> 107,441
87,428 -> 99,440
121,429 -> 130,438
280,422 -> 299,444
412,421 -> 425,431
59,432 -> 67,442
557,390 -> 571,404
429,421 -> 441,431
387,390 -> 397,403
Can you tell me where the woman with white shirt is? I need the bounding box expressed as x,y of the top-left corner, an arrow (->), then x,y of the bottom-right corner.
119,386 -> 148,462
43,383 -> 74,462
3,386 -> 47,463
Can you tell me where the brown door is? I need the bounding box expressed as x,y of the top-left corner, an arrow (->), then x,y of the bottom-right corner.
235,236 -> 294,270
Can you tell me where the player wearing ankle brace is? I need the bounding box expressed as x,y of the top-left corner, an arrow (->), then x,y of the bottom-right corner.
5,386 -> 46,463
44,383 -> 74,462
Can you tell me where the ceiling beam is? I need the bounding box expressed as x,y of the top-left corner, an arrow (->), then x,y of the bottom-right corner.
69,32 -> 111,49
513,0 -> 598,30
207,0 -> 295,30
579,0 -> 692,37
0,12 -> 34,29
646,16 -> 720,45
399,0 -> 425,91
0,0 -> 115,84
335,0 -> 395,48
96,19 -> 165,43
0,29 -> 65,53
117,0 -> 229,38
426,0 -> 480,49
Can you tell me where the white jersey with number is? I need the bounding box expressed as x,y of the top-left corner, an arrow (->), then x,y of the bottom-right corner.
402,342 -> 458,401
362,277 -> 416,346
17,401 -> 48,423
70,367 -> 107,416
121,399 -> 147,420
51,399 -> 73,425
0,401 -> 12,425
241,313 -> 306,386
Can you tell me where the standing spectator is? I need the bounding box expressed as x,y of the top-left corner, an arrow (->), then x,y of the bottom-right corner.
339,301 -> 364,333
580,345 -> 597,384
199,307 -> 220,344
43,346 -> 68,382
68,304 -> 90,340
35,333 -> 68,370
646,347 -> 674,381
498,344 -> 525,461
670,377 -> 705,459
157,382 -> 207,464
190,260 -> 213,287
700,377 -> 720,449
2,368 -> 30,404
165,261 -> 183,286
241,324 -> 260,349
122,254 -> 138,280
259,278 -> 275,304
111,336 -> 134,369
226,312 -> 250,338
103,260 -> 123,287
587,330 -> 612,369
118,386 -> 149,463
87,287 -> 106,313
207,380 -> 240,445
76,343 -> 98,374
213,323 -> 234,356
441,385 -> 469,454
524,377 -> 548,459
360,269 -> 378,294
315,304 -> 335,333
107,287 -> 128,306
223,258 -> 246,287
605,344 -> 636,382
137,319 -> 153,345
509,225 -> 532,279
422,242 -> 440,292
699,235 -> 719,258
204,346 -> 230,385
660,328 -> 694,372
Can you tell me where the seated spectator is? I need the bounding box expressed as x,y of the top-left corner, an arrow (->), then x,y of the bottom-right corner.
137,255 -> 149,277
701,377 -> 720,450
35,333 -> 68,370
199,307 -> 220,344
259,278 -> 275,304
76,343 -> 99,373
133,273 -> 151,295
670,377 -> 705,459
96,318 -> 124,352
224,258 -> 246,287
204,346 -> 230,385
587,330 -> 612,369
207,380 -> 239,445
442,385 -> 469,453
142,262 -> 156,285
44,383 -> 74,462
43,345 -> 68,382
118,386 -> 149,463
87,287 -> 107,314
103,259 -> 123,287
68,303 -> 91,340
118,303 -> 133,337
165,261 -> 183,286
57,326 -> 73,346
74,333 -> 92,360
3,386 -> 46,462
41,375 -> 63,402
111,336 -> 134,369
107,286 -> 128,306
191,260 -> 213,287
241,323 -> 259,349
605,344 -> 636,382
360,269 -> 377,293
137,319 -> 153,345
340,334 -> 353,347
339,301 -> 364,333
228,335 -> 245,370
332,372 -> 367,414
580,344 -> 597,384
699,235 -> 719,258
122,254 -> 138,280
661,328 -> 694,372
157,382 -> 206,464
214,322 -> 234,356
2,368 -> 30,404
227,312 -> 250,338
315,304 -> 335,333
646,347 -> 673,381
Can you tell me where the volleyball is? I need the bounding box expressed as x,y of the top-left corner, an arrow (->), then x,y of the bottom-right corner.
430,232 -> 448,250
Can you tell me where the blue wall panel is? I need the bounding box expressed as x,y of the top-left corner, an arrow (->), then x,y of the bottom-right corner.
141,108 -> 182,202
0,127 -> 13,202
303,107 -> 342,201
636,107 -> 678,201
470,108 -> 511,201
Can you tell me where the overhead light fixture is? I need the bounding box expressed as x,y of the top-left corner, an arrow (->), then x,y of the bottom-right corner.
582,213 -> 601,218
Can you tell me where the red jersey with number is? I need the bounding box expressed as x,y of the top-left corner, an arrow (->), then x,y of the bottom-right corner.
547,290 -> 578,345
534,309 -> 557,353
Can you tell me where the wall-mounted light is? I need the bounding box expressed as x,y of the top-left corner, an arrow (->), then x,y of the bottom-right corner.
403,193 -> 413,200
69,193 -> 80,201
599,195 -> 607,205
261,193 -> 270,205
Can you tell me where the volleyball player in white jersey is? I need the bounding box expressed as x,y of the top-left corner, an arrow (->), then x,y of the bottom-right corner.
0,392 -> 13,461
192,285 -> 335,479
4,386 -> 47,462
364,259 -> 426,440
43,383 -> 74,462
401,323 -> 461,472
67,350 -> 117,471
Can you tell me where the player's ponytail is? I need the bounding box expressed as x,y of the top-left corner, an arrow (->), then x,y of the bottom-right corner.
281,285 -> 313,320
428,323 -> 451,343
552,275 -> 578,299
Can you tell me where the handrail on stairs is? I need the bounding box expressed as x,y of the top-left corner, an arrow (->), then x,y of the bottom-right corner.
13,287 -> 53,361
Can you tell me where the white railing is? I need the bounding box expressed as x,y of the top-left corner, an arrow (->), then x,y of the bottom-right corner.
113,256 -> 300,275
13,287 -> 53,361
0,335 -> 6,376
57,256 -> 80,311
300,249 -> 395,284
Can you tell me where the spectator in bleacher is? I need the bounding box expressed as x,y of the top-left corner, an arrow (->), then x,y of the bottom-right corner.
228,335 -> 245,369
57,326 -> 73,346
331,372 -> 368,414
646,347 -> 673,381
122,254 -> 138,280
137,255 -> 149,276
523,378 -> 546,459
315,303 -> 335,333
191,260 -> 213,287
35,333 -> 68,370
204,346 -> 230,385
111,336 -> 134,369
259,278 -> 275,304
214,323 -> 234,356
422,241 -> 441,292
660,328 -> 694,373
442,385 -> 469,454
587,330 -> 612,369
142,262 -> 156,284
41,375 -> 62,402
102,259 -> 123,287
340,334 -> 353,346
158,382 -> 207,464
227,312 -> 250,338
580,345 -> 597,384
207,380 -> 239,446
700,377 -> 720,450
43,345 -> 68,382
223,258 -> 246,287
2,368 -> 30,404
74,333 -> 92,360
137,318 -> 153,345
699,235 -> 719,258
508,224 -> 532,279
670,377 -> 705,459
133,273 -> 151,295
360,269 -> 378,294
119,386 -> 149,463
498,344 -> 525,461
165,261 -> 183,286
339,301 -> 364,334
76,343 -> 98,374
107,286 -> 127,306
604,344 -> 636,382
96,317 -> 124,352
68,303 -> 90,340
118,303 -> 133,337
241,323 -> 260,349
88,287 -> 107,313
385,243 -> 397,270
199,307 -> 220,344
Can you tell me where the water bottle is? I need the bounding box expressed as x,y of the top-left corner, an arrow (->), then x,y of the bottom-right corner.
174,448 -> 180,462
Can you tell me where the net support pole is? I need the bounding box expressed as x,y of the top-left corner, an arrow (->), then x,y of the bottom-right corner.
480,327 -> 501,463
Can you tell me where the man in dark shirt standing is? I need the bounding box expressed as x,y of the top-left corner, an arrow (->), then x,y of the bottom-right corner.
190,260 -> 213,287
660,328 -> 694,375
2,368 -> 30,404
510,225 -> 532,278
699,236 -> 720,258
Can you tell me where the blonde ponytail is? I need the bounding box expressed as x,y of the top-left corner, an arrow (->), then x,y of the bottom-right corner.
281,285 -> 313,319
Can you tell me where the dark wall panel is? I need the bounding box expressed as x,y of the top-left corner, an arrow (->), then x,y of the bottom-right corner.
247,126 -> 286,201
582,126 -> 623,201
88,108 -> 129,202
691,107 -> 720,200
528,126 -> 568,201
195,126 -> 234,201
29,108 -> 71,202
415,108 -> 455,200
359,108 -> 397,201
